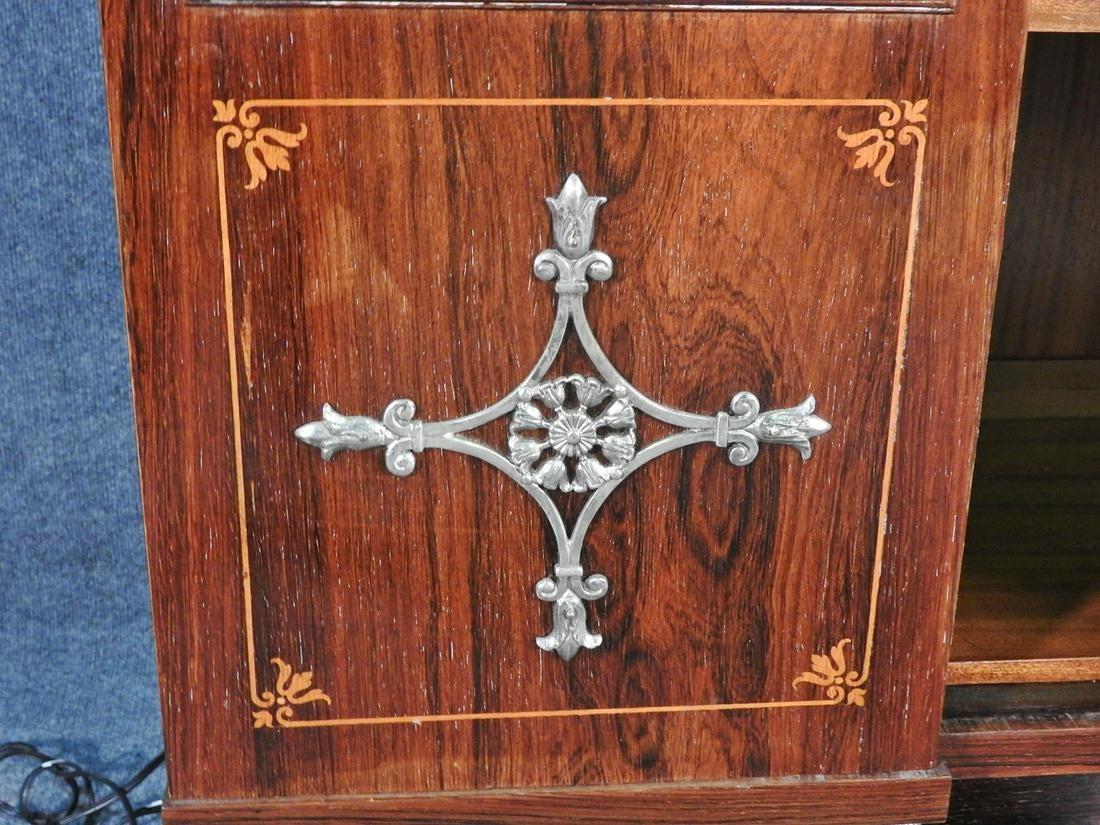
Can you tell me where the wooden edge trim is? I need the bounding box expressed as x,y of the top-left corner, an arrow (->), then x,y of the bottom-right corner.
188,0 -> 956,12
164,769 -> 951,824
947,658 -> 1100,685
1028,0 -> 1100,32
941,714 -> 1100,779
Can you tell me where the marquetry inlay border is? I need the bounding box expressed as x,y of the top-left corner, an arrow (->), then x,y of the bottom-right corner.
213,96 -> 928,728
194,1 -> 955,13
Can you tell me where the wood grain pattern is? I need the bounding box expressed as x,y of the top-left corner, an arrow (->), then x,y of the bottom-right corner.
948,658 -> 1100,685
163,770 -> 951,824
100,0 -> 1026,815
1029,0 -> 1100,31
989,33 -> 1100,359
946,774 -> 1100,823
941,711 -> 1100,778
216,96 -> 921,732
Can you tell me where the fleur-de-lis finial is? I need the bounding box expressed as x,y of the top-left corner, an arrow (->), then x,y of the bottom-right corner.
545,173 -> 606,259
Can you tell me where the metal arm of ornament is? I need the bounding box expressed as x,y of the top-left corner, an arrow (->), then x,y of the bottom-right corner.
296,174 -> 832,661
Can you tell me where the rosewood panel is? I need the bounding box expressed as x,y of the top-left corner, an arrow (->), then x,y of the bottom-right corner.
231,102 -> 909,726
100,0 -> 1026,815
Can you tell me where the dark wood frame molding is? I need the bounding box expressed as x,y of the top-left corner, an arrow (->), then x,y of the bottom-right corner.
165,769 -> 951,824
190,1 -> 955,13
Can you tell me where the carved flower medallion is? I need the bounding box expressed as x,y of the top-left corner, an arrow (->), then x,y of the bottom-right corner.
509,375 -> 636,493
548,410 -> 598,457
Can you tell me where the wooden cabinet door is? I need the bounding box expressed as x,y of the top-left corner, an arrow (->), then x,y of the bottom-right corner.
101,1 -> 1025,821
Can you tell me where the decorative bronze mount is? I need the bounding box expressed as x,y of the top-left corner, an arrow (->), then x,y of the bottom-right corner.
296,174 -> 831,661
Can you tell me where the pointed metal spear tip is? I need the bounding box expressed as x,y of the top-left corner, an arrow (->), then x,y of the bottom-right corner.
563,171 -> 584,191
805,413 -> 827,440
553,173 -> 605,209
294,420 -> 320,443
550,173 -> 587,209
557,643 -> 580,662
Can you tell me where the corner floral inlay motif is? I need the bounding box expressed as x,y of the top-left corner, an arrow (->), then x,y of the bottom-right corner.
838,99 -> 928,187
793,639 -> 867,707
252,658 -> 332,728
214,99 -> 307,190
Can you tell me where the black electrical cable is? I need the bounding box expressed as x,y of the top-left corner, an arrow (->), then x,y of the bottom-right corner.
0,742 -> 163,824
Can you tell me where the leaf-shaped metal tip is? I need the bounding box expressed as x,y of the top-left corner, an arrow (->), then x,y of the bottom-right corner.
294,420 -> 324,444
557,173 -> 589,208
804,415 -> 832,438
794,438 -> 814,461
295,420 -> 338,462
572,175 -> 606,209
545,173 -> 606,258
800,396 -> 832,435
321,402 -> 342,423
539,636 -> 578,661
796,395 -> 832,455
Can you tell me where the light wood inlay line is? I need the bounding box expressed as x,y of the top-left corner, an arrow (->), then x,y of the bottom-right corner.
245,96 -> 904,110
215,97 -> 928,727
190,1 -> 956,13
215,125 -> 264,710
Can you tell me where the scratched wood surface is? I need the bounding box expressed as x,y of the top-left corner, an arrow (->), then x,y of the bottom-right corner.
941,710 -> 1100,778
161,771 -> 953,824
100,0 -> 1025,815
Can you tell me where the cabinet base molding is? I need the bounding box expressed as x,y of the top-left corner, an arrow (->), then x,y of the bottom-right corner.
164,769 -> 950,824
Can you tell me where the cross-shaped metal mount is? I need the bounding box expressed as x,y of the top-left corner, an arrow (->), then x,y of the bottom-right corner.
296,174 -> 832,661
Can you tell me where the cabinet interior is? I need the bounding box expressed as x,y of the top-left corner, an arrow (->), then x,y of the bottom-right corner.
949,32 -> 1100,686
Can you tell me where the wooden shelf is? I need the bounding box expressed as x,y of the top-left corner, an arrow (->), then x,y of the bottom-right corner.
948,659 -> 1100,686
949,361 -> 1100,685
1029,0 -> 1100,32
941,709 -> 1100,778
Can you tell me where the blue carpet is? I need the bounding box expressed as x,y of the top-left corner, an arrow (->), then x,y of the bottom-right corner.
0,2 -> 164,820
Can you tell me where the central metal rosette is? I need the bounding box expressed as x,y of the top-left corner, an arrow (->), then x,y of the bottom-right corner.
509,375 -> 636,493
295,173 -> 833,661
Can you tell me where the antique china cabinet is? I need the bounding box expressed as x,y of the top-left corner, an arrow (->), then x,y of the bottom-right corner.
100,0 -> 1098,821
